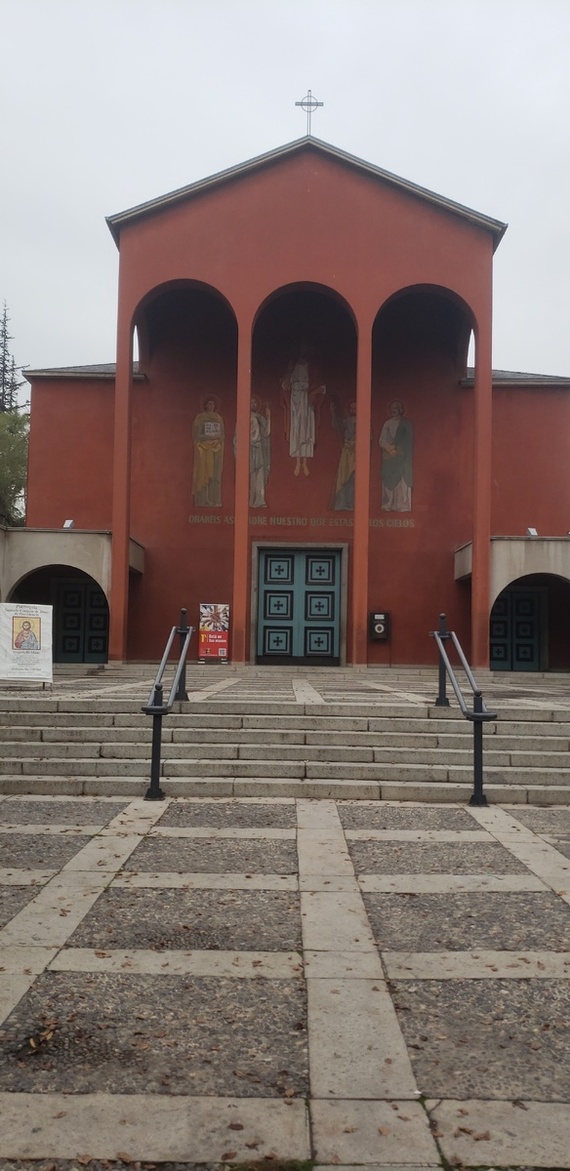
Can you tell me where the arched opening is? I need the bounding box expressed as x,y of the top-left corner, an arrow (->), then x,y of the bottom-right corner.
125,282 -> 238,660
250,286 -> 356,665
10,567 -> 109,663
490,573 -> 570,672
369,286 -> 475,664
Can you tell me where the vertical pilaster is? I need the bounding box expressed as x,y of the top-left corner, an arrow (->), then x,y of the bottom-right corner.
109,316 -> 133,662
231,317 -> 253,663
351,322 -> 373,665
471,314 -> 493,667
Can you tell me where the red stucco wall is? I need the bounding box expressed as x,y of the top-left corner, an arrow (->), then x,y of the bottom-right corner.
491,387 -> 570,536
27,380 -> 114,528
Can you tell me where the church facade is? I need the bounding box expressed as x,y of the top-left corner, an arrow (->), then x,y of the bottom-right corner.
8,138 -> 570,669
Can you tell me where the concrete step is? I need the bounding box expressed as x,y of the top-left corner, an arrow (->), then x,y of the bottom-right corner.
0,738 -> 567,770
4,711 -> 570,739
1,771 -> 569,806
0,727 -> 568,755
0,755 -> 560,785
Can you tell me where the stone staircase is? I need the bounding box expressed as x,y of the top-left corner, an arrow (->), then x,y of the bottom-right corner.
0,665 -> 569,803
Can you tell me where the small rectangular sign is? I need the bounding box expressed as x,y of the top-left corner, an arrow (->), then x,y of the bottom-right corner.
198,603 -> 230,660
0,603 -> 54,682
369,611 -> 391,642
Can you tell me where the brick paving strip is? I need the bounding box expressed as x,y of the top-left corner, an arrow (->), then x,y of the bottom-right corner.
1,795 -> 570,1165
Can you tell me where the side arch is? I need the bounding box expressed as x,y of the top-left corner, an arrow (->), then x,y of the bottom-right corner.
490,572 -> 570,672
9,564 -> 110,664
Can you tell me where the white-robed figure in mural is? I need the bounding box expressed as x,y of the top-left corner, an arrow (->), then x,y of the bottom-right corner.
281,346 -> 326,476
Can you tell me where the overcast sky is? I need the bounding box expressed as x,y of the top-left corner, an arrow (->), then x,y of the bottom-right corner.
2,0 -> 570,380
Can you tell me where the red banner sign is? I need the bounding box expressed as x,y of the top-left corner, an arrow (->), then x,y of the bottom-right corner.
198,603 -> 230,660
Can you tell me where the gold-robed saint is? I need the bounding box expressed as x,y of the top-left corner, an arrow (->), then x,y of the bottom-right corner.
191,397 -> 225,507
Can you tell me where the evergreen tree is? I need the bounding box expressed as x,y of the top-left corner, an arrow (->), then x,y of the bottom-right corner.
0,410 -> 28,525
0,302 -> 28,524
0,303 -> 24,411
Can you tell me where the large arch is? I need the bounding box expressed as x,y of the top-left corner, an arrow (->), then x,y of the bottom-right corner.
245,285 -> 358,665
368,285 -> 477,664
9,565 -> 109,664
490,572 -> 570,672
133,279 -> 238,377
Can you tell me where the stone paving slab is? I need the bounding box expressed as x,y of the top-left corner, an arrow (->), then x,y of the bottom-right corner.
0,835 -> 94,869
363,890 -> 570,950
358,872 -> 546,893
0,1094 -> 310,1162
123,836 -> 299,873
66,887 -> 302,951
0,799 -> 129,825
158,798 -> 298,828
384,949 -> 570,978
337,802 -> 481,829
427,1098 -> 570,1169
112,870 -> 298,890
310,1100 -> 438,1165
508,806 -> 570,833
347,839 -> 529,874
391,977 -> 570,1100
307,977 -> 418,1099
50,948 -> 303,978
0,971 -> 308,1097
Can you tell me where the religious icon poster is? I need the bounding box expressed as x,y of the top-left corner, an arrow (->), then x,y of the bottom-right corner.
0,604 -> 53,682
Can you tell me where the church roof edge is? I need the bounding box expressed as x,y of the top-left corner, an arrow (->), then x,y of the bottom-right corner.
25,362 -> 569,387
105,136 -> 508,250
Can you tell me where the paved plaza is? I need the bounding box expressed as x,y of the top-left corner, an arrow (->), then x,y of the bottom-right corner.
2,790 -> 570,1169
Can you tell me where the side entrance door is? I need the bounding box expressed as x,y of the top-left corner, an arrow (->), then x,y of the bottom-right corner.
489,588 -> 542,671
54,579 -> 109,663
257,548 -> 341,665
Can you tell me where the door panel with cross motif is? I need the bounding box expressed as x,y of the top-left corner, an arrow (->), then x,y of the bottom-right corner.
54,579 -> 109,663
489,588 -> 542,671
256,549 -> 341,665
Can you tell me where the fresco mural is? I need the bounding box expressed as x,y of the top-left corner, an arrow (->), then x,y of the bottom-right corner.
379,399 -> 414,512
330,398 -> 356,511
281,345 -> 326,476
249,396 -> 271,507
191,397 -> 225,506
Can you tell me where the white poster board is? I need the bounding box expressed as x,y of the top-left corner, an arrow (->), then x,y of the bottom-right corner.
0,604 -> 53,683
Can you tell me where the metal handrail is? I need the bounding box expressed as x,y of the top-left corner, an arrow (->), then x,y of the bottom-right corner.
430,613 -> 497,806
143,609 -> 194,800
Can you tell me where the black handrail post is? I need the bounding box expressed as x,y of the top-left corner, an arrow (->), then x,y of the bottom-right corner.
435,613 -> 450,707
145,683 -> 165,801
469,691 -> 488,807
175,608 -> 189,702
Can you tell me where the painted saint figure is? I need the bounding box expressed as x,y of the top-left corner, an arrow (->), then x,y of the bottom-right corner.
14,620 -> 39,650
249,397 -> 271,507
379,399 -> 414,511
330,398 -> 356,511
281,346 -> 326,476
191,397 -> 225,507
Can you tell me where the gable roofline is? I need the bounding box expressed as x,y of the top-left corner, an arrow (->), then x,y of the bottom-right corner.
26,361 -> 570,388
105,136 -> 508,250
24,362 -> 144,382
463,367 -> 570,387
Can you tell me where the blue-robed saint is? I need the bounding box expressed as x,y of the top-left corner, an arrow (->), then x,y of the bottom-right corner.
379,400 -> 414,511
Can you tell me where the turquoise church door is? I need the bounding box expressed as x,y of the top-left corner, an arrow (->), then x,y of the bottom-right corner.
257,548 -> 341,665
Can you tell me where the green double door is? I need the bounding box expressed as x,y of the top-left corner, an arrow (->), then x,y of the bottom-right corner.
490,589 -> 541,671
55,579 -> 109,663
257,548 -> 341,665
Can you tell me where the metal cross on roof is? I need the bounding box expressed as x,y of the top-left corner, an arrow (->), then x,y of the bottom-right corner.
295,90 -> 323,136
